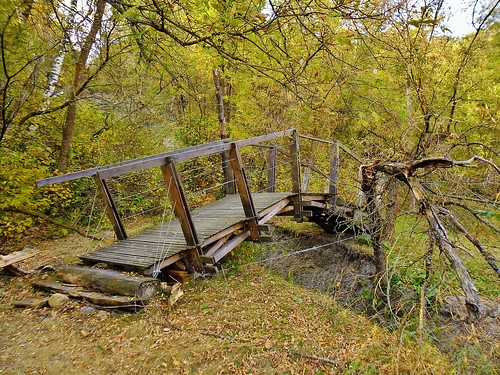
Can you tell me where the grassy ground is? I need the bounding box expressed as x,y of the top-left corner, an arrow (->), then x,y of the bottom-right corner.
1,265 -> 450,374
0,214 -> 498,374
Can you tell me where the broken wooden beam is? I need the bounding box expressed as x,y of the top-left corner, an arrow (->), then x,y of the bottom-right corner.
33,280 -> 147,308
0,248 -> 39,269
165,269 -> 191,283
12,298 -> 48,309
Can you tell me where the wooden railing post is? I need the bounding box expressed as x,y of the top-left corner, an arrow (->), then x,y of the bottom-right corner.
161,158 -> 203,272
93,174 -> 127,240
222,149 -> 236,195
267,147 -> 277,192
302,166 -> 311,192
289,130 -> 303,221
228,143 -> 260,242
329,141 -> 339,206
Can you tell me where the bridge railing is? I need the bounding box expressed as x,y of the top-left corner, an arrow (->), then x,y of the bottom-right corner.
36,130 -> 301,264
297,135 -> 364,205
36,129 -> 363,268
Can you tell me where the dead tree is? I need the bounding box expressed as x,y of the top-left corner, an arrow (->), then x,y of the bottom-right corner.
361,156 -> 499,319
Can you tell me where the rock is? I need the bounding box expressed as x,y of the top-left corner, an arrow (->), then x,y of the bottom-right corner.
48,293 -> 70,308
81,306 -> 96,314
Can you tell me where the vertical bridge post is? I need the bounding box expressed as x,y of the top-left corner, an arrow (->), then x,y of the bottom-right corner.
229,143 -> 260,242
93,174 -> 127,240
267,146 -> 277,192
161,157 -> 203,272
222,146 -> 236,195
329,141 -> 339,206
289,130 -> 303,221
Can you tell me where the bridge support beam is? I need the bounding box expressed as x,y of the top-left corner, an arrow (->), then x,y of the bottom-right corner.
161,158 -> 203,273
93,174 -> 127,240
267,147 -> 277,192
229,143 -> 260,242
290,130 -> 303,222
329,141 -> 339,206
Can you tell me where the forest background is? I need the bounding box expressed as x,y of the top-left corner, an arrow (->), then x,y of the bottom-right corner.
0,0 -> 498,330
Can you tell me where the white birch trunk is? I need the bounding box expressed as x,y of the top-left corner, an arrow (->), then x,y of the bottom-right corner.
45,0 -> 78,99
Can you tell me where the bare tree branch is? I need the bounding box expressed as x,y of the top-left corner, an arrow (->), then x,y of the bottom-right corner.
439,207 -> 499,278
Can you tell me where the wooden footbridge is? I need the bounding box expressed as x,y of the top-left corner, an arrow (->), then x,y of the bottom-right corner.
37,130 -> 363,278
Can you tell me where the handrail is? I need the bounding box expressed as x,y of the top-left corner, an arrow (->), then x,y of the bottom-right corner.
298,134 -> 364,163
36,129 -> 297,187
36,139 -> 230,187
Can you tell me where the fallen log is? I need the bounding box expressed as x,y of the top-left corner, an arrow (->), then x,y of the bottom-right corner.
13,297 -> 48,309
56,265 -> 160,299
33,280 -> 147,308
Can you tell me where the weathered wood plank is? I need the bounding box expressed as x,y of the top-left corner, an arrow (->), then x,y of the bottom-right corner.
81,193 -> 306,271
289,131 -> 303,221
0,248 -> 39,268
33,280 -> 148,307
94,175 -> 127,240
36,139 -> 229,187
267,147 -> 277,192
329,142 -> 339,204
229,143 -> 260,242
161,159 -> 203,272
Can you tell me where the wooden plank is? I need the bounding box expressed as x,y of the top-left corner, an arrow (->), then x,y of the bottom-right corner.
204,233 -> 233,257
302,166 -> 311,192
302,194 -> 333,201
329,142 -> 339,205
94,174 -> 127,240
201,222 -> 245,248
289,130 -> 303,221
213,230 -> 250,262
144,253 -> 184,276
267,147 -> 277,192
303,201 -> 326,209
0,248 -> 39,268
200,255 -> 216,264
171,143 -> 232,163
229,143 -> 260,242
258,198 -> 292,224
161,158 -> 203,272
36,139 -> 229,187
33,280 -> 148,307
234,129 -> 295,148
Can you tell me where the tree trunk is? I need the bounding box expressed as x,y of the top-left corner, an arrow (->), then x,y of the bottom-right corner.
405,176 -> 481,318
45,0 -> 78,100
213,68 -> 235,194
57,0 -> 106,173
56,265 -> 160,299
361,165 -> 388,291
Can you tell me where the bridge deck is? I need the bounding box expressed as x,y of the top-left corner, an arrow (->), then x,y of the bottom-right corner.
80,192 -> 293,271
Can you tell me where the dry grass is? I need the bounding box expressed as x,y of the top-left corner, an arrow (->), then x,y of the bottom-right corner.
1,264 -> 451,374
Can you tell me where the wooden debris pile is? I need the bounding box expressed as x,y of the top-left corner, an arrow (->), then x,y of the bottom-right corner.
11,265 -> 183,311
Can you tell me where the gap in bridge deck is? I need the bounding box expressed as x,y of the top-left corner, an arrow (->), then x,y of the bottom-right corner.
80,193 -> 293,271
